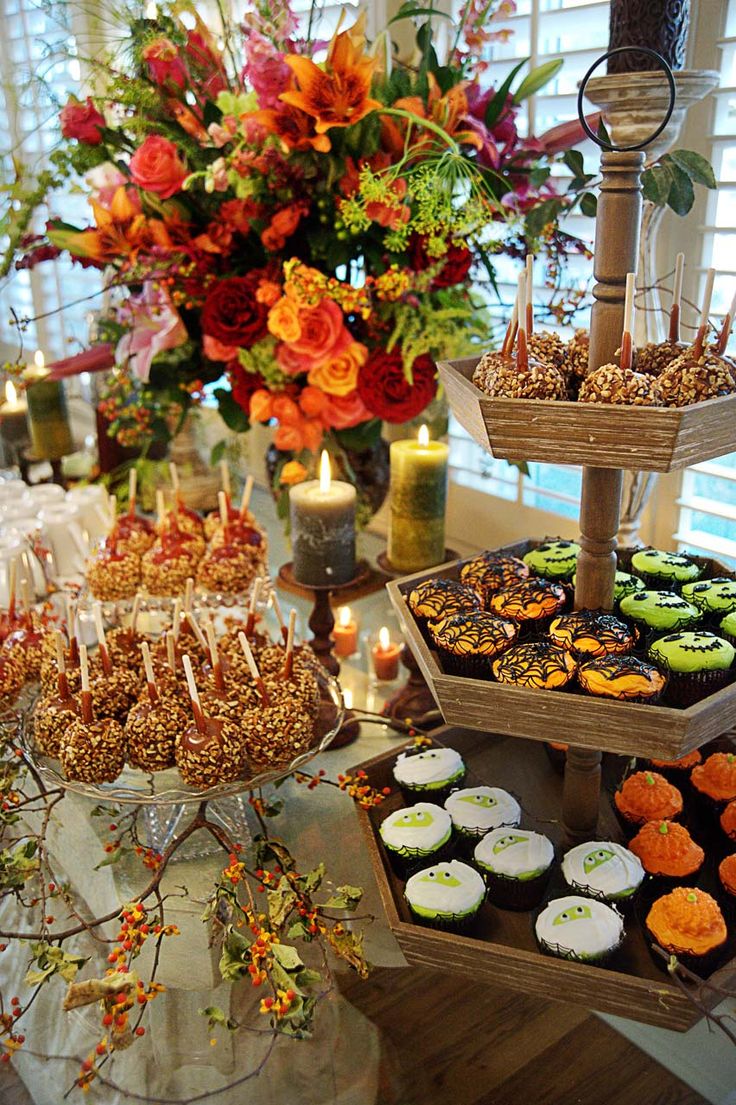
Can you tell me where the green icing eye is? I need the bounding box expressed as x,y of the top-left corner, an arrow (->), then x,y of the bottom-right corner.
400,810 -> 434,828
419,870 -> 461,887
583,848 -> 614,874
458,794 -> 497,808
552,903 -> 593,926
492,833 -> 528,854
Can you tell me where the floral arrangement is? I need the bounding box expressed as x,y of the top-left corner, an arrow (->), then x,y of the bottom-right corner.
4,0 -> 601,496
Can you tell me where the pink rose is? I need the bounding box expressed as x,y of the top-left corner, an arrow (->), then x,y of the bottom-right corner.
60,98 -> 105,145
323,390 -> 373,430
129,135 -> 188,199
116,284 -> 187,381
203,334 -> 239,362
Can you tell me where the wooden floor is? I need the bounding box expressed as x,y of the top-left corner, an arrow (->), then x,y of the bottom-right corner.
339,967 -> 707,1105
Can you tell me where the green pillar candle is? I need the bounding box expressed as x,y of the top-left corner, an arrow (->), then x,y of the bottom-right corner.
24,351 -> 73,461
388,427 -> 449,573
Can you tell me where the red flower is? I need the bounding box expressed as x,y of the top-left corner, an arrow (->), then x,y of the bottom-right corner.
141,38 -> 187,89
409,236 -> 472,288
201,273 -> 269,349
357,350 -> 437,423
229,363 -> 266,415
60,98 -> 105,145
129,136 -> 188,199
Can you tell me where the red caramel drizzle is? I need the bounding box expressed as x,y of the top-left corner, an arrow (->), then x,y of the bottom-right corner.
114,513 -> 154,540
149,531 -> 197,565
493,642 -> 573,688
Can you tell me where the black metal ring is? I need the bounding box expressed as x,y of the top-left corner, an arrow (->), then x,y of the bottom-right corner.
577,46 -> 676,152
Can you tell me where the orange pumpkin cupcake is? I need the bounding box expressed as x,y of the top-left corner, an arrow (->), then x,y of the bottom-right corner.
614,771 -> 683,836
646,887 -> 727,975
691,752 -> 736,809
718,854 -> 736,919
720,799 -> 736,843
647,749 -> 702,787
628,819 -> 704,883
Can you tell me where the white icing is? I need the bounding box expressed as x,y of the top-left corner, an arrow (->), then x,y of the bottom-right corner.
474,827 -> 554,878
535,895 -> 624,958
379,803 -> 452,852
393,748 -> 465,788
405,860 -> 485,917
561,841 -> 645,898
444,787 -> 521,831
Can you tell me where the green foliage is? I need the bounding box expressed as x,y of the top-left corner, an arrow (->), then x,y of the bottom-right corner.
514,58 -> 563,103
214,389 -> 250,433
24,943 -> 88,987
322,885 -> 364,911
200,1005 -> 238,1032
641,150 -> 716,215
0,839 -> 39,889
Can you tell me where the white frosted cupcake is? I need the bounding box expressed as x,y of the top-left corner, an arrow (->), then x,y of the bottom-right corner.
444,786 -> 521,844
561,841 -> 645,907
404,859 -> 486,932
379,803 -> 453,876
474,827 -> 555,910
535,895 -> 624,964
393,747 -> 466,802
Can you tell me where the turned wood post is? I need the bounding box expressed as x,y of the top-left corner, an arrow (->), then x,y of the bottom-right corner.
563,150 -> 644,842
309,588 -> 339,675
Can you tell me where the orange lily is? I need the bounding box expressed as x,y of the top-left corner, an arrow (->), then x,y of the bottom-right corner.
381,75 -> 482,156
47,185 -> 174,264
247,103 -> 331,153
279,18 -> 381,135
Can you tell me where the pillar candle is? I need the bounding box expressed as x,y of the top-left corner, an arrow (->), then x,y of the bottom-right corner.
388,425 -> 449,573
290,451 -> 356,586
24,351 -> 73,461
0,381 -> 30,455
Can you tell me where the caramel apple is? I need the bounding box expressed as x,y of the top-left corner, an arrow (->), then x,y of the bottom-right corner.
579,273 -> 659,407
174,655 -> 246,787
635,252 -> 688,376
86,538 -> 141,602
125,643 -> 184,772
58,645 -> 125,784
480,272 -> 567,400
34,632 -> 81,757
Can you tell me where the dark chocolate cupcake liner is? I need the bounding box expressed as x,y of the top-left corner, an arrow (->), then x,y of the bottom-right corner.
644,931 -> 727,980
399,773 -> 467,808
611,800 -> 682,841
534,931 -> 623,968
715,882 -> 736,923
481,865 -> 553,911
720,628 -> 736,649
635,572 -> 700,595
405,902 -> 483,934
434,649 -> 494,679
688,785 -> 734,838
637,869 -> 705,904
563,876 -> 643,914
660,667 -> 734,709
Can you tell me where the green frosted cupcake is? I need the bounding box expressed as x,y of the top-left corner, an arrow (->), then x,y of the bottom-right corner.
630,548 -> 701,591
404,859 -> 486,932
720,610 -> 736,647
648,631 -> 735,707
619,589 -> 701,641
682,578 -> 736,617
573,570 -> 645,604
523,540 -> 580,581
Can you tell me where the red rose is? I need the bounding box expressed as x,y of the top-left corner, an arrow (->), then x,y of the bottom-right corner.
229,363 -> 265,415
357,350 -> 437,424
409,235 -> 473,289
129,135 -> 188,199
60,98 -> 105,145
201,273 -> 269,349
141,38 -> 187,89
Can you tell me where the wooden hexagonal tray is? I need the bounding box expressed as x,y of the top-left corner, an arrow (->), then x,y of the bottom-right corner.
354,727 -> 736,1032
439,356 -> 736,473
386,541 -> 736,760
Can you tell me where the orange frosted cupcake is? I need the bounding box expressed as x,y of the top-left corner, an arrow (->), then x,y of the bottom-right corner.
628,820 -> 704,884
613,771 -> 683,836
646,887 -> 727,975
648,749 -> 702,787
718,854 -> 736,919
691,752 -> 736,809
720,799 -> 736,843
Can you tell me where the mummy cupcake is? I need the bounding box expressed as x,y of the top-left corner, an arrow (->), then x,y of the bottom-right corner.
393,747 -> 466,803
561,841 -> 645,906
474,827 -> 554,910
379,803 -> 453,876
444,786 -> 521,845
404,860 -> 486,932
535,895 -> 624,964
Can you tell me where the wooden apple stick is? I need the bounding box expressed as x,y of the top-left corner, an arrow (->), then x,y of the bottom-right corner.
169,461 -> 181,506
172,597 -> 182,641
79,644 -> 94,724
219,460 -> 231,507
238,631 -> 270,706
108,494 -> 117,531
185,610 -> 209,653
669,252 -> 685,342
130,593 -> 142,634
182,654 -> 206,734
140,641 -> 158,704
66,596 -> 79,665
516,271 -> 528,371
693,267 -> 715,359
93,602 -> 113,676
205,619 -> 226,692
525,255 -> 534,336
183,577 -> 194,616
128,468 -> 137,516
269,586 -> 288,644
55,630 -> 70,701
218,491 -> 231,543
239,475 -> 254,519
156,489 -> 166,529
20,577 -> 32,618
6,557 -> 17,622
501,299 -> 518,357
282,609 -> 297,680
620,272 -> 636,371
245,577 -> 262,637
165,630 -> 177,673
716,286 -> 736,356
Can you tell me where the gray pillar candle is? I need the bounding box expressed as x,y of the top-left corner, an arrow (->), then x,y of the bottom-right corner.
290,451 -> 356,587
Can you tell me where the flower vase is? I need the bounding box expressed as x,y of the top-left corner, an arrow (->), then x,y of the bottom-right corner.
168,412 -> 221,512
583,68 -> 718,546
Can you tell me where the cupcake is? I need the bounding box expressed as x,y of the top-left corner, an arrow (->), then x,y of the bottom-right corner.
444,786 -> 521,845
630,548 -> 701,592
628,820 -> 704,887
535,895 -> 624,965
682,577 -> 736,623
719,610 -> 736,648
614,771 -> 683,835
393,747 -> 466,803
404,859 -> 486,932
407,578 -> 482,639
548,610 -> 635,660
571,570 -> 645,605
474,827 -> 554,910
379,802 -> 453,877
459,553 -> 529,601
428,611 -> 518,677
648,631 -> 734,707
577,655 -> 666,703
492,641 -> 576,690
648,749 -> 702,787
645,887 -> 727,976
489,577 -> 567,632
717,854 -> 736,919
690,752 -> 736,821
618,590 -> 701,642
561,841 -> 645,906
523,540 -> 581,582
720,799 -> 736,845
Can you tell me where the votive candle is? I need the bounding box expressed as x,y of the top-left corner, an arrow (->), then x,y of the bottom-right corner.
388,425 -> 449,573
290,450 -> 356,586
333,605 -> 358,657
372,626 -> 401,682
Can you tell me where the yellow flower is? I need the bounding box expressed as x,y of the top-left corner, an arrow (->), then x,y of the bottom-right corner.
308,341 -> 367,397
268,297 -> 302,343
280,460 -> 309,486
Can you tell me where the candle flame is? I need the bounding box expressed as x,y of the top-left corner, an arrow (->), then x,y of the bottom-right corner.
339,605 -> 351,627
418,424 -> 429,446
379,626 -> 390,650
33,350 -> 45,370
5,381 -> 16,405
319,449 -> 331,493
